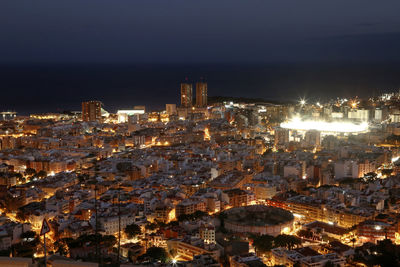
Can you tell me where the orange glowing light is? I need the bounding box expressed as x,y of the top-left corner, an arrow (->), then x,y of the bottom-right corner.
204,128 -> 210,141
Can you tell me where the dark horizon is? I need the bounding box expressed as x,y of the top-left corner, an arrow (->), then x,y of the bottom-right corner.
1,62 -> 400,115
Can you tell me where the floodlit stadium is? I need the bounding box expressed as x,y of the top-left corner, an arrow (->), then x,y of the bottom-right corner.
280,117 -> 369,133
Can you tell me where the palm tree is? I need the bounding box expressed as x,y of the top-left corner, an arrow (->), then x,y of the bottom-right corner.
351,237 -> 357,248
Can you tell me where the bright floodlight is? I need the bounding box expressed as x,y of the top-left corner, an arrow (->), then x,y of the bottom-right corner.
300,99 -> 306,105
172,259 -> 177,264
281,117 -> 368,133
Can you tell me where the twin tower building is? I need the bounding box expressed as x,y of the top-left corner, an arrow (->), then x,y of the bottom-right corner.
180,80 -> 208,108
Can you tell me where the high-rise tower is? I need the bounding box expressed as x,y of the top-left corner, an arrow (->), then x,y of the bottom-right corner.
196,81 -> 208,108
82,101 -> 102,122
180,82 -> 193,108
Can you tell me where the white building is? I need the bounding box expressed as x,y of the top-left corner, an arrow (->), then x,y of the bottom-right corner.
334,160 -> 358,179
348,109 -> 369,121
97,214 -> 136,235
200,225 -> 216,244
166,104 -> 177,115
117,109 -> 145,123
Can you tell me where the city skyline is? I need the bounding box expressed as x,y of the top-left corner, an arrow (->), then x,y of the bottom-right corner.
1,1 -> 400,266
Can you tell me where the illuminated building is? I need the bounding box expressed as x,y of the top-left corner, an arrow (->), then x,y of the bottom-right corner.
334,159 -> 378,179
181,82 -> 193,108
274,127 -> 289,149
167,239 -> 220,261
117,109 -> 145,123
81,101 -> 102,122
284,195 -> 373,228
230,254 -> 265,267
196,81 -> 207,107
348,109 -> 369,121
222,188 -> 251,208
283,161 -> 306,178
148,112 -> 160,122
374,108 -> 383,121
0,257 -> 34,267
153,206 -> 175,223
94,212 -> 136,235
271,248 -> 345,267
390,113 -> 400,123
304,130 -> 321,150
357,220 -> 396,243
199,224 -> 216,244
0,111 -> 17,121
303,221 -> 351,241
30,113 -> 75,121
166,104 -> 177,115
209,171 -> 253,190
175,199 -> 206,218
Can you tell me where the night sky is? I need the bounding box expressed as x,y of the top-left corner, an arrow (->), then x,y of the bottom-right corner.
1,1 -> 400,113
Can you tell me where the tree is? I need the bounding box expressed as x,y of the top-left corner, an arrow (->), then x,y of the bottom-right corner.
177,210 -> 208,222
169,248 -> 177,258
37,170 -> 47,178
298,229 -> 313,239
65,234 -> 116,252
274,234 -> 301,250
16,210 -> 26,222
54,238 -> 70,256
373,239 -> 400,267
364,172 -> 377,180
116,162 -> 132,172
77,174 -> 89,183
125,223 -> 141,239
351,237 -> 357,248
324,261 -> 335,267
25,168 -> 36,176
102,234 -> 117,249
143,246 -> 168,263
218,212 -> 227,229
193,210 -> 207,219
382,169 -> 393,177
146,222 -> 158,231
253,235 -> 274,254
167,220 -> 179,227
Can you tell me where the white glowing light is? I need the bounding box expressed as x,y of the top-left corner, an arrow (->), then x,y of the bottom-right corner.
117,109 -> 145,123
281,117 -> 368,133
392,156 -> 400,163
172,259 -> 177,264
375,225 -> 382,231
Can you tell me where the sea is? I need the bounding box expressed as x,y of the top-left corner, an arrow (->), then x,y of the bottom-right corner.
1,62 -> 400,115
